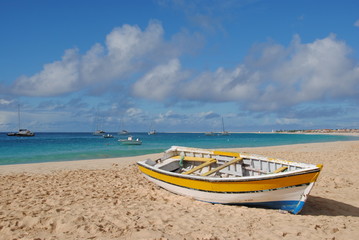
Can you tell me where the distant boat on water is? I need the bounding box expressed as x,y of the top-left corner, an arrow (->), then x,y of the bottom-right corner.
148,123 -> 157,135
7,129 -> 35,137
204,117 -> 230,136
204,132 -> 216,136
92,130 -> 105,136
119,130 -> 129,135
148,130 -> 157,135
92,109 -> 106,136
7,105 -> 35,137
103,133 -> 114,138
219,117 -> 230,135
118,119 -> 129,135
119,136 -> 142,145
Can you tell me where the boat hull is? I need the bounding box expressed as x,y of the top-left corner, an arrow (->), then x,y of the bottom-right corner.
119,140 -> 142,145
138,164 -> 320,214
7,132 -> 35,137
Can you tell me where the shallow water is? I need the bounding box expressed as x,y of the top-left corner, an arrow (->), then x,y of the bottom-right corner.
1,132 -> 357,165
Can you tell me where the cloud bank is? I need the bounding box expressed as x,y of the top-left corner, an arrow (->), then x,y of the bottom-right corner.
11,21 -> 175,97
9,22 -> 359,115
135,34 -> 359,112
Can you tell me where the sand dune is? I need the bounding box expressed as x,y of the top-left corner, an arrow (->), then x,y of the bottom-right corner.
1,141 -> 358,239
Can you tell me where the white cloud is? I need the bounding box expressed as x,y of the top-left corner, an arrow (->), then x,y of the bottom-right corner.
0,99 -> 13,105
155,110 -> 184,124
354,19 -> 359,27
0,111 -> 14,128
198,111 -> 220,119
183,65 -> 259,102
126,107 -> 143,117
275,117 -> 300,125
11,21 -> 167,97
13,49 -> 80,96
132,58 -> 187,101
178,34 -> 359,111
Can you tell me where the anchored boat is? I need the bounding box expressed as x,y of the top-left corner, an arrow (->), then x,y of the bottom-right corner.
119,136 -> 142,145
7,105 -> 35,137
137,146 -> 323,214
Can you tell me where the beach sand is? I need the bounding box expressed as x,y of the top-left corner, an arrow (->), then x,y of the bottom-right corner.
1,141 -> 358,240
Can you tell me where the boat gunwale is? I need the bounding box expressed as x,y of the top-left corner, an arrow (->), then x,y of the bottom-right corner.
137,160 -> 321,183
165,146 -> 314,168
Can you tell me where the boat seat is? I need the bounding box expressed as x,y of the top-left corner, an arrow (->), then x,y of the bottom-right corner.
272,166 -> 288,173
182,159 -> 217,175
213,151 -> 240,158
201,157 -> 243,177
144,159 -> 157,166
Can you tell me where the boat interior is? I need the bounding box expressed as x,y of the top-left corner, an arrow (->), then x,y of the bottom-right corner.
145,149 -> 306,178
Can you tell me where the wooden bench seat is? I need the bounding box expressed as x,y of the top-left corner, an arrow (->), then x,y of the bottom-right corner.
182,159 -> 217,175
272,166 -> 288,173
201,157 -> 243,177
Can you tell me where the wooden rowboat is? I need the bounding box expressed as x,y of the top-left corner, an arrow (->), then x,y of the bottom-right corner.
137,146 -> 323,214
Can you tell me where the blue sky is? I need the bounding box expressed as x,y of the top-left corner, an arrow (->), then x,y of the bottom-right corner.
1,0 -> 359,132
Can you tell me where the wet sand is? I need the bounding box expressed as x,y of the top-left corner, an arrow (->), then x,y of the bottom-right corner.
1,141 -> 358,239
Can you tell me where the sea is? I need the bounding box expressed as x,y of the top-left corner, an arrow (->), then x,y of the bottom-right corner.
1,132 -> 358,166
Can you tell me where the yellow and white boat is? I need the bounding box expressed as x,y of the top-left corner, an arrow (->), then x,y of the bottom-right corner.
137,146 -> 323,214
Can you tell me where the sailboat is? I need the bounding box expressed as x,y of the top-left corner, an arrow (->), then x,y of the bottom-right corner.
7,105 -> 35,137
92,111 -> 105,136
204,131 -> 216,136
119,119 -> 129,135
148,130 -> 157,135
219,117 -> 230,135
119,130 -> 129,135
148,123 -> 157,135
93,130 -> 105,136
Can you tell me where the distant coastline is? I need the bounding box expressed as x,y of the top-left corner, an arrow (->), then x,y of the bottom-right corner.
275,128 -> 359,136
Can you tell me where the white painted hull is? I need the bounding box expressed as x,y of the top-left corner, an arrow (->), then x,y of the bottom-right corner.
143,174 -> 314,213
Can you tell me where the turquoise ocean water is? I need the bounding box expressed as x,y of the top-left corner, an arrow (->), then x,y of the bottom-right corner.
1,132 -> 358,165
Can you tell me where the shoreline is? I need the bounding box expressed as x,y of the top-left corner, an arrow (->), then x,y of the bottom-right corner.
1,140 -> 359,239
0,152 -> 161,175
1,140 -> 358,174
2,131 -> 358,169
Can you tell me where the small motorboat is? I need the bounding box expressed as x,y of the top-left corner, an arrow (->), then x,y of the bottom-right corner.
119,136 -> 142,145
137,146 -> 323,214
103,134 -> 114,138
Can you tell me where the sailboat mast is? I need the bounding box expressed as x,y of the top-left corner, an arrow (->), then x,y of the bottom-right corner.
18,104 -> 21,130
222,117 -> 225,132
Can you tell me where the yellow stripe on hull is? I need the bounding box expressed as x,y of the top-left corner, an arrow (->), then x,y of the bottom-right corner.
138,165 -> 321,193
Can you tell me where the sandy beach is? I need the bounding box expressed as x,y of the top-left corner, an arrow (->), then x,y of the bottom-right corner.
1,141 -> 358,240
